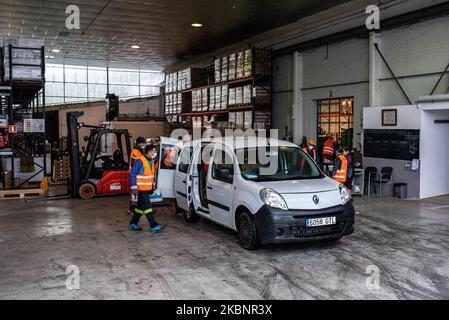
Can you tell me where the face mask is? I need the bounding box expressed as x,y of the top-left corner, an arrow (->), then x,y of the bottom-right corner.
309,146 -> 314,150
151,153 -> 158,159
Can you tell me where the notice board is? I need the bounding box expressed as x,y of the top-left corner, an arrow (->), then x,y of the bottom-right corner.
363,129 -> 420,161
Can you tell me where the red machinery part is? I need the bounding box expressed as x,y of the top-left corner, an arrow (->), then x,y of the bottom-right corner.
0,132 -> 5,149
95,170 -> 131,196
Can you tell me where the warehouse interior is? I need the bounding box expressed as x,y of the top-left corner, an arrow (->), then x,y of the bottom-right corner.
0,0 -> 449,300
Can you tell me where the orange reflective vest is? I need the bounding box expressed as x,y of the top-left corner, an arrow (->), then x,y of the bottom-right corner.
136,156 -> 156,191
303,147 -> 317,161
129,148 -> 143,171
334,155 -> 348,183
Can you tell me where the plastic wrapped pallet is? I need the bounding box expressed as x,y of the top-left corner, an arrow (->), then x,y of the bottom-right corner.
202,88 -> 208,111
215,86 -> 222,110
228,53 -> 236,81
236,51 -> 245,79
192,90 -> 198,112
244,111 -> 253,130
228,112 -> 236,129
235,112 -> 244,130
235,87 -> 243,105
209,87 -> 215,110
244,49 -> 253,78
221,56 -> 228,83
243,85 -> 252,104
221,85 -> 228,110
229,88 -> 236,106
214,59 -> 221,83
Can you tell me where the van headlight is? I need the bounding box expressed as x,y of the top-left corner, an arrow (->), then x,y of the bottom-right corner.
260,189 -> 288,211
339,184 -> 350,205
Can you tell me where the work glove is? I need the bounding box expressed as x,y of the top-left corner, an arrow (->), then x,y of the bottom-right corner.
131,188 -> 138,206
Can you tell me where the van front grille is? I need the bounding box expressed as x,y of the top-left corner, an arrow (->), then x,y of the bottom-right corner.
290,222 -> 346,237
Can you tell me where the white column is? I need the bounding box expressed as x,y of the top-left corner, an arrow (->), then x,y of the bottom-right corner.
292,51 -> 304,144
369,32 -> 382,107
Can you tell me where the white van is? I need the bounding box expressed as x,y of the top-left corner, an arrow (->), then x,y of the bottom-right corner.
157,137 -> 355,250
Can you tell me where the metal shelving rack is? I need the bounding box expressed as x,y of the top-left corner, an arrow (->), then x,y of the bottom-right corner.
164,47 -> 273,133
0,44 -> 47,190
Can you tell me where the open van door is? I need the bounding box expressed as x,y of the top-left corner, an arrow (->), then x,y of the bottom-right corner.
156,137 -> 183,198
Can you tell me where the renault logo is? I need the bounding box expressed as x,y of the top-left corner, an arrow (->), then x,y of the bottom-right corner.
313,195 -> 320,205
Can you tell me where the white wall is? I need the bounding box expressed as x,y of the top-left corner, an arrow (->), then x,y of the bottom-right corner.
363,105 -> 422,199
379,18 -> 449,106
363,105 -> 421,130
273,15 -> 449,145
273,55 -> 294,134
420,108 -> 449,199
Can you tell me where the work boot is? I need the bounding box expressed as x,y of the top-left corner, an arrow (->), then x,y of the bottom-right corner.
128,224 -> 143,231
150,224 -> 166,234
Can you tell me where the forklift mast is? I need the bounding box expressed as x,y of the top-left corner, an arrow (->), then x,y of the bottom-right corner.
67,111 -> 84,197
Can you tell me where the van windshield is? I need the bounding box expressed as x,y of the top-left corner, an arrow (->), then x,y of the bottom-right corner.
235,147 -> 324,182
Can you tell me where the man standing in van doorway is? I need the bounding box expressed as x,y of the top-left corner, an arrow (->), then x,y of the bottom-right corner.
128,144 -> 166,234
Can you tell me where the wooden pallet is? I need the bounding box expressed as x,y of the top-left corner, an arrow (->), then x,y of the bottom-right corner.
0,188 -> 45,199
50,179 -> 68,185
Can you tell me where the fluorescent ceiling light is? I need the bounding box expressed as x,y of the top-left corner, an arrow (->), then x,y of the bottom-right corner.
51,49 -> 60,53
191,23 -> 203,28
131,45 -> 140,49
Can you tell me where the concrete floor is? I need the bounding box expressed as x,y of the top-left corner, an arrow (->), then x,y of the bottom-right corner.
0,194 -> 448,300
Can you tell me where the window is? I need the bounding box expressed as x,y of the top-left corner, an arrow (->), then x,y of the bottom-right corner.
44,63 -> 164,105
236,147 -> 323,182
317,97 -> 354,147
178,147 -> 193,174
212,149 -> 234,184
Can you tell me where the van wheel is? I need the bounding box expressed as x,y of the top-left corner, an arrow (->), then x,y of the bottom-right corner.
184,206 -> 200,223
237,211 -> 261,250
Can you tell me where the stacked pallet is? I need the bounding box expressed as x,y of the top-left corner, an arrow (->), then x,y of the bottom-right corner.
52,156 -> 70,183
165,68 -> 207,93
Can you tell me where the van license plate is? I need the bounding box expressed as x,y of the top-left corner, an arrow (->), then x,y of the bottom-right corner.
306,217 -> 336,228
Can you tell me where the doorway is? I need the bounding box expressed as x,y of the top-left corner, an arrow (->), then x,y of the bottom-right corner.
317,97 -> 354,148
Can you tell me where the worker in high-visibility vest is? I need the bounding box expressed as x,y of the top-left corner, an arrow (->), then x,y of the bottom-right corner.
129,137 -> 146,171
127,137 -> 147,215
128,144 -> 165,233
332,149 -> 348,183
303,140 -> 320,164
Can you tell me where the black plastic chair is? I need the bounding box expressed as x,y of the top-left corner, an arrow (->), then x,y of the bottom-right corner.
375,167 -> 394,197
364,167 -> 378,196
